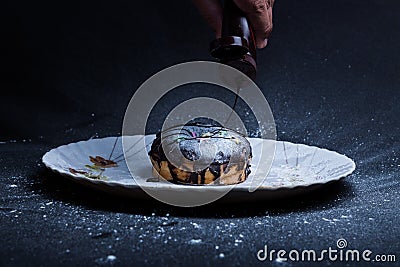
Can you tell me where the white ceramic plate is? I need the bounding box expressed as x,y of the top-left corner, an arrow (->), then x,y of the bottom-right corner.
42,135 -> 355,202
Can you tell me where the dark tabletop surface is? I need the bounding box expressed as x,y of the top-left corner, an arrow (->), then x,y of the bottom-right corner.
1,0 -> 399,266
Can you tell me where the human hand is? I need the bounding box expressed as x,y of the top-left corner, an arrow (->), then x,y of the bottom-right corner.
193,0 -> 274,48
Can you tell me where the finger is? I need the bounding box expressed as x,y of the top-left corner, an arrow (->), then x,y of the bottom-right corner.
233,0 -> 274,48
192,0 -> 223,37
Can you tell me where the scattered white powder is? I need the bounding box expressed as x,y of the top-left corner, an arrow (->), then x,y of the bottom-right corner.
106,255 -> 117,262
188,239 -> 202,245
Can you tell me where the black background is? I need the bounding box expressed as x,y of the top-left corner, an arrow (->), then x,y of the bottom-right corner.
1,0 -> 399,266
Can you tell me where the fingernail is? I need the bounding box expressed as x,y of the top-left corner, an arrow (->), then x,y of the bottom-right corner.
257,38 -> 268,49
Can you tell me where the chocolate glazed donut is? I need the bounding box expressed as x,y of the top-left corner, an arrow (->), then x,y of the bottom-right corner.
149,122 -> 252,185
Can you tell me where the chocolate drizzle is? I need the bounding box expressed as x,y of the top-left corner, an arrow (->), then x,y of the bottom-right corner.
149,122 -> 252,185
